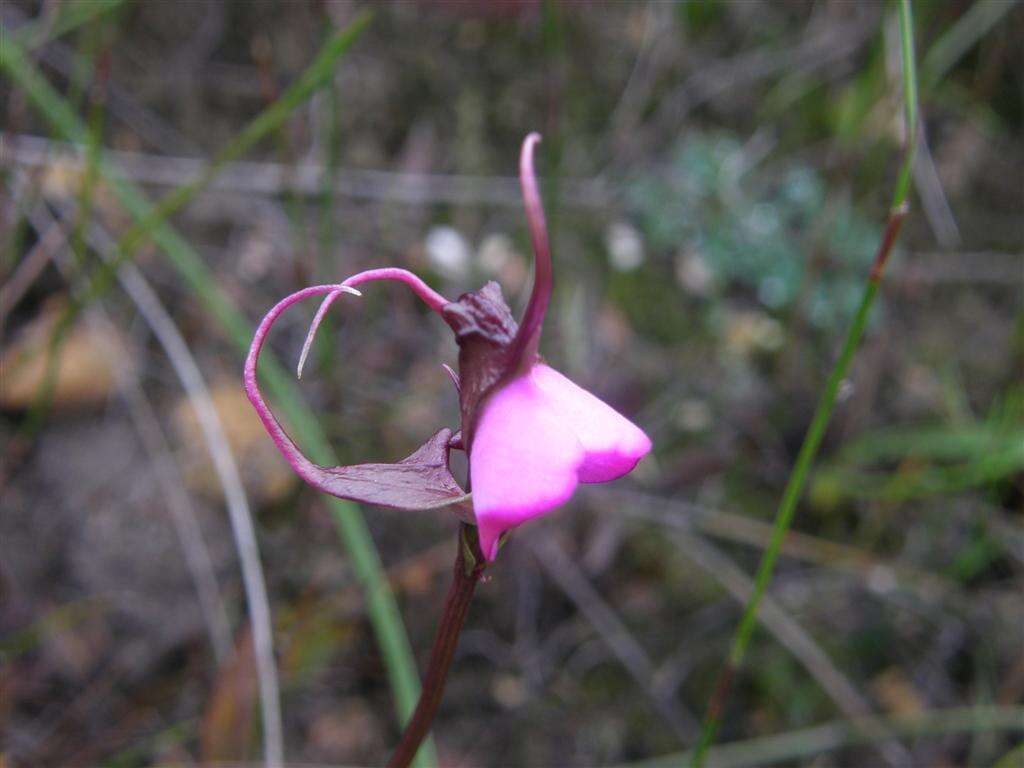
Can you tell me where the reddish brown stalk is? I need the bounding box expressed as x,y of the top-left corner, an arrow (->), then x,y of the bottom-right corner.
868,202 -> 909,283
701,660 -> 736,736
386,523 -> 486,768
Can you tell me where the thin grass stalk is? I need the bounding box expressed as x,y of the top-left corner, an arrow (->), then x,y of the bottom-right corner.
993,741 -> 1024,768
7,0 -> 124,51
629,705 -> 1024,768
14,172 -> 282,764
25,200 -> 234,664
8,11 -> 372,437
0,215 -> 64,324
250,30 -> 312,286
920,0 -> 1019,92
2,23 -> 438,766
530,535 -> 699,740
690,2 -> 919,764
21,11 -> 115,440
90,221 -> 286,768
314,58 -> 343,374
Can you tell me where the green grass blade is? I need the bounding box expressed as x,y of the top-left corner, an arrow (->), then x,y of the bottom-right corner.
2,10 -> 371,354
921,0 -> 1021,92
4,10 -> 372,449
8,5 -> 119,440
628,705 -> 1024,768
690,3 -> 920,765
77,9 -> 373,308
993,741 -> 1024,768
8,0 -> 124,50
2,19 -> 437,767
890,0 -> 918,211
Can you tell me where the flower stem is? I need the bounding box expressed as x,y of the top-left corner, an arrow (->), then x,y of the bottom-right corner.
690,2 -> 919,765
387,524 -> 486,768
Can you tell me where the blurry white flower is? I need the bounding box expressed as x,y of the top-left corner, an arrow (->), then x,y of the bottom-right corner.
478,233 -> 515,276
478,232 -> 527,293
675,399 -> 712,432
425,225 -> 471,279
238,231 -> 275,281
675,249 -> 712,295
605,221 -> 644,272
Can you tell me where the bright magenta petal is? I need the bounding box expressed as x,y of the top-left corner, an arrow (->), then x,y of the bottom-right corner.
532,364 -> 652,483
470,374 -> 585,560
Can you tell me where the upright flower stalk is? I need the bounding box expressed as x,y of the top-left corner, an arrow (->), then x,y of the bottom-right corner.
690,2 -> 920,764
245,134 -> 651,764
385,524 -> 486,768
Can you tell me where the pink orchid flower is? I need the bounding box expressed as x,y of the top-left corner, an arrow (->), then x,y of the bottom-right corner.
245,133 -> 651,561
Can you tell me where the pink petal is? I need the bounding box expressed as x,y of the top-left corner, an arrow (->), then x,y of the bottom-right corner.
470,373 -> 585,560
531,364 -> 652,484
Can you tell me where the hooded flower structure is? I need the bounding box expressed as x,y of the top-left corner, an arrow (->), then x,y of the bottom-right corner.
245,133 -> 651,560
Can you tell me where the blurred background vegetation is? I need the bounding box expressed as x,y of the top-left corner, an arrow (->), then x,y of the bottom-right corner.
1,1 -> 1022,766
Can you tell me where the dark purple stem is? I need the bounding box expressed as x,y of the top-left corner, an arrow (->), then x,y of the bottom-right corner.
386,524 -> 486,768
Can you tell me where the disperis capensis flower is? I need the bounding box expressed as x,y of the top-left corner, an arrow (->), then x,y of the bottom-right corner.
245,133 -> 651,561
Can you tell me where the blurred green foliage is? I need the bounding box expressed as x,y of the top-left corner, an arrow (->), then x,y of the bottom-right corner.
813,385 -> 1024,507
627,133 -> 883,332
3,1 -> 1022,766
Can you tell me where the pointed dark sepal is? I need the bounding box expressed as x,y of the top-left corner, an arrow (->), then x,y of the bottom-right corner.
308,428 -> 471,512
442,281 -> 521,450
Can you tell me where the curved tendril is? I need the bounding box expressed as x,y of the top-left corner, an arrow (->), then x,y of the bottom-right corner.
507,132 -> 552,371
245,270 -> 451,485
245,284 -> 350,485
294,267 -> 451,379
297,286 -> 360,379
441,363 -> 461,394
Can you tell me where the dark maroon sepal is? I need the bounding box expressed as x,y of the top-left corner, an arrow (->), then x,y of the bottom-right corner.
442,281 -> 523,449
309,428 -> 470,512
